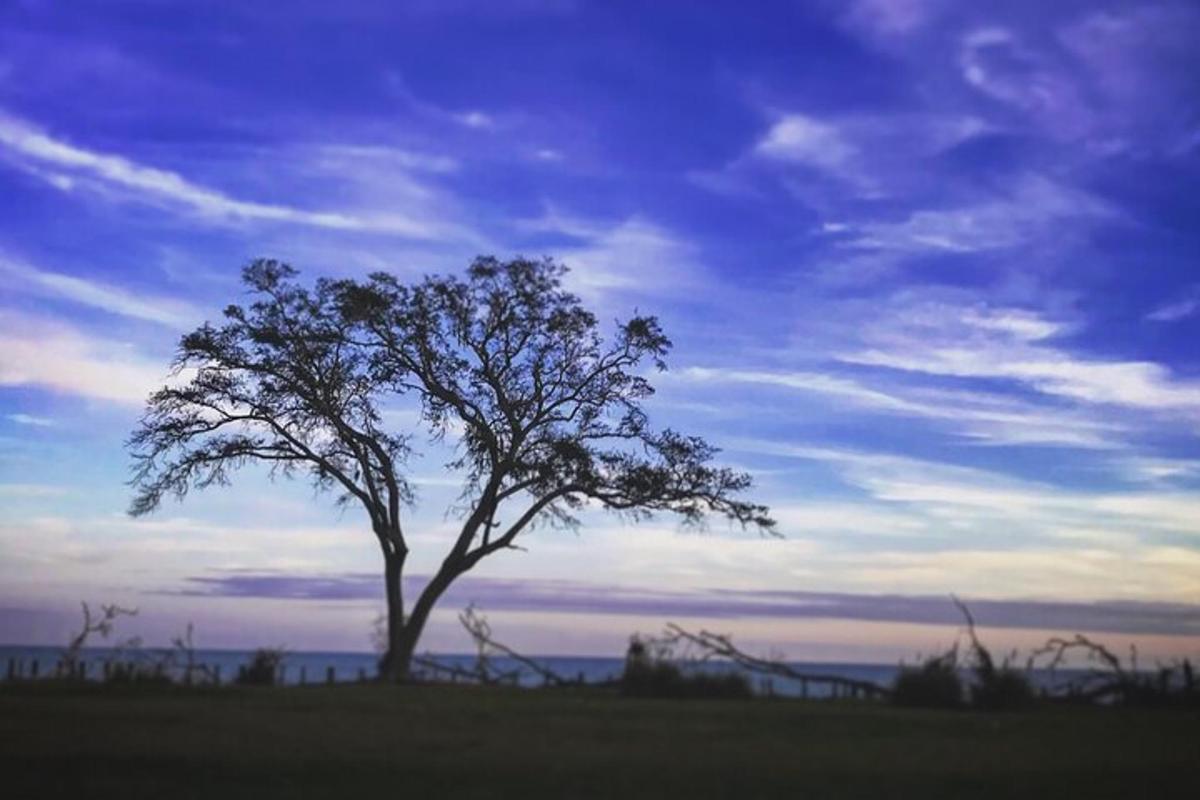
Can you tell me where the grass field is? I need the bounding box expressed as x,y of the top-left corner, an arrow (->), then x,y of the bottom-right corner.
1,681 -> 1197,799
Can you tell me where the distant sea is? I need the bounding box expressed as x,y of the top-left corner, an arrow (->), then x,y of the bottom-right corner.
0,645 -> 1090,698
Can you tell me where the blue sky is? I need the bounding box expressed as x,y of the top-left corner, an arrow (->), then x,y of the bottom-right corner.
1,0 -> 1198,661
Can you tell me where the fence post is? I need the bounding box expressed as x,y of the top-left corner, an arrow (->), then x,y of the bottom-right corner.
300,666 -> 307,686
6,658 -> 14,682
103,661 -> 112,681
77,661 -> 87,681
213,665 -> 221,686
30,659 -> 39,679
326,666 -> 335,685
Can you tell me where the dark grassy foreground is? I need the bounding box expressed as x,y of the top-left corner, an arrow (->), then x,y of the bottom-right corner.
1,682 -> 1196,799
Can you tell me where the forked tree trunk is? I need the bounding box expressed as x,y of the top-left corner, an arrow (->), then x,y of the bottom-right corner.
379,556 -> 461,682
378,551 -> 407,681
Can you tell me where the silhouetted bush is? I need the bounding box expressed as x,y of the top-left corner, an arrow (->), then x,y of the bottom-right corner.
104,661 -> 172,686
948,597 -> 1036,711
621,659 -> 751,699
237,648 -> 286,686
971,666 -> 1035,710
891,653 -> 963,709
620,637 -> 751,699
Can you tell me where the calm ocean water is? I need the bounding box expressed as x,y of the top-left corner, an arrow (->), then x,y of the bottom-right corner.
0,644 -> 1089,698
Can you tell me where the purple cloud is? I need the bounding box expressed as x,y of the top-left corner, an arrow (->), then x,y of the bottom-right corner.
165,572 -> 1200,637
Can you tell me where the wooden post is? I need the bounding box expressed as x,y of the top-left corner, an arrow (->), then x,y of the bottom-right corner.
277,664 -> 286,685
213,665 -> 221,685
30,659 -> 39,679
6,658 -> 14,682
77,661 -> 87,681
300,666 -> 307,685
102,661 -> 111,681
326,666 -> 335,685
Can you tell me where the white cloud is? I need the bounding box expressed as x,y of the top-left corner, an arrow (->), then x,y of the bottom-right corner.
755,114 -> 856,173
959,27 -> 1095,140
0,311 -> 173,405
839,298 -> 1200,415
0,484 -> 67,497
845,174 -> 1113,254
841,0 -> 937,38
525,213 -> 705,299
1147,287 -> 1200,323
0,253 -> 201,328
454,110 -> 495,129
749,111 -> 987,196
310,143 -> 459,174
846,545 -> 1200,602
0,112 -> 457,239
674,365 -> 1124,449
6,413 -> 54,427
728,440 -> 1200,539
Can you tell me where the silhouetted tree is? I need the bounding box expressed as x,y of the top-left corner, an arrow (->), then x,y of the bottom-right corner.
130,257 -> 774,680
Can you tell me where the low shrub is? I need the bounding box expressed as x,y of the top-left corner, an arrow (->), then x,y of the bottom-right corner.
620,637 -> 751,699
891,654 -> 963,709
103,661 -> 172,686
237,648 -> 286,686
971,666 -> 1035,711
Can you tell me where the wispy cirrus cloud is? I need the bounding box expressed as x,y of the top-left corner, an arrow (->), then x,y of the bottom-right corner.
519,210 -> 707,300
0,253 -> 200,328
0,311 -> 172,405
5,413 -> 54,427
840,299 -> 1200,414
842,173 -> 1113,254
0,484 -> 67,498
1147,286 -> 1200,323
729,439 -> 1200,541
0,112 -> 464,240
957,6 -> 1200,153
675,365 -> 1125,449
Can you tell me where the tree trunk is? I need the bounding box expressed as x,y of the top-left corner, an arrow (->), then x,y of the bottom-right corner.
382,563 -> 461,682
378,550 -> 408,682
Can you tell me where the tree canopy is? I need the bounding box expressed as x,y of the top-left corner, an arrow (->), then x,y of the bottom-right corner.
130,256 -> 774,678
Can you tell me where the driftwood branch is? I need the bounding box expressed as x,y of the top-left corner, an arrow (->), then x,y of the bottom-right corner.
1026,633 -> 1132,700
459,604 -> 569,686
659,623 -> 890,698
60,602 -> 139,674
